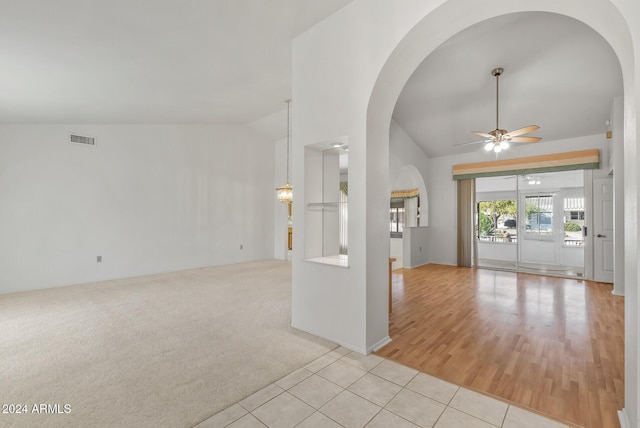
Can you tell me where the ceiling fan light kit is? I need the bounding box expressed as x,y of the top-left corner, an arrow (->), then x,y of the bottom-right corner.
485,140 -> 509,153
468,67 -> 541,154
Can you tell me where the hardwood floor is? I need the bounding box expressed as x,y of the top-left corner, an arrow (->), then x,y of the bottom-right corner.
375,264 -> 624,428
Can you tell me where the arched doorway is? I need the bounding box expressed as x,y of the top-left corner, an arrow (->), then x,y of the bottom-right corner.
366,1 -> 635,425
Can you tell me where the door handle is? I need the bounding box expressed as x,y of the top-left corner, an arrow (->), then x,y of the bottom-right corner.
596,234 -> 606,238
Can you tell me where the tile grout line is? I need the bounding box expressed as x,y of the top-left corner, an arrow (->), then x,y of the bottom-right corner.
304,351 -> 433,428
255,351 -> 418,427
308,351 -> 408,428
301,352 -> 380,426
212,346 -> 570,428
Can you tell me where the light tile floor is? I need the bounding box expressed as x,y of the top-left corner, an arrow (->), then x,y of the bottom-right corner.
195,348 -> 571,428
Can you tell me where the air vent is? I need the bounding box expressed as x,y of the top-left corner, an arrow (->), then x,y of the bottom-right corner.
70,134 -> 96,146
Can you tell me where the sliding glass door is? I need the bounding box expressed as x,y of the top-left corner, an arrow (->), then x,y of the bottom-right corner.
476,170 -> 585,278
476,175 -> 518,271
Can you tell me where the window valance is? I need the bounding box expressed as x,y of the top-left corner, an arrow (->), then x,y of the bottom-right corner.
452,149 -> 600,180
390,188 -> 419,199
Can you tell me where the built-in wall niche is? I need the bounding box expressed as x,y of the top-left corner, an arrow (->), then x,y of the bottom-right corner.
304,137 -> 349,267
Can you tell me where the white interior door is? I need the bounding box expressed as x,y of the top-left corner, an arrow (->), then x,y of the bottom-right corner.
593,177 -> 614,283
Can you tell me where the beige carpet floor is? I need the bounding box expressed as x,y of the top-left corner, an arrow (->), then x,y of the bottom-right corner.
0,260 -> 335,428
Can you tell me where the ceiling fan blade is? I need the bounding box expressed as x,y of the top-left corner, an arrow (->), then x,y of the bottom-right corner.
505,125 -> 539,137
453,140 -> 487,147
509,136 -> 542,143
472,131 -> 494,139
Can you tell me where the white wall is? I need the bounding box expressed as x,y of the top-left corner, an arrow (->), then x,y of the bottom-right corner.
403,227 -> 430,268
0,124 -> 275,294
293,0 -> 460,353
292,1 -> 429,354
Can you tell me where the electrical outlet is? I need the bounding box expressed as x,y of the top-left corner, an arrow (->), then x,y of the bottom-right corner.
97,256 -> 102,262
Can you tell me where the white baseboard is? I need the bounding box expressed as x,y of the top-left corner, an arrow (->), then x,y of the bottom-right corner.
290,324 -> 392,356
290,323 -> 368,355
368,336 -> 392,354
308,333 -> 391,356
406,262 -> 429,269
618,408 -> 630,428
331,335 -> 391,355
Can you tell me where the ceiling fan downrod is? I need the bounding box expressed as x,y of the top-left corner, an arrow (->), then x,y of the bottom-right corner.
492,67 -> 504,133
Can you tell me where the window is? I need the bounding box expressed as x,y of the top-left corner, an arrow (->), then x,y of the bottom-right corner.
569,211 -> 585,220
525,195 -> 554,236
564,197 -> 584,246
390,200 -> 405,238
390,195 -> 420,238
477,200 -> 517,243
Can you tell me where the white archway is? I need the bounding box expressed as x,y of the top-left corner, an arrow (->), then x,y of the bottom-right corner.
366,0 -> 636,425
391,164 -> 428,227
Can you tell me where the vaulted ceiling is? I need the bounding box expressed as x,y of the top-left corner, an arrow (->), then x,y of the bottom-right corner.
392,12 -> 623,158
0,0 -> 354,124
1,5 -> 623,158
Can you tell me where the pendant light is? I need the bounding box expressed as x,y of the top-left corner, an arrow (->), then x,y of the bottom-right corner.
276,99 -> 293,204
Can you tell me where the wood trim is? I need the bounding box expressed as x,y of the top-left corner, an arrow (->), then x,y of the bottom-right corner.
452,149 -> 600,179
391,188 -> 419,198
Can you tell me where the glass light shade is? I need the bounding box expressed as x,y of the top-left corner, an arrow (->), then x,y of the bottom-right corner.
276,182 -> 293,204
493,144 -> 502,153
499,141 -> 509,150
484,142 -> 495,151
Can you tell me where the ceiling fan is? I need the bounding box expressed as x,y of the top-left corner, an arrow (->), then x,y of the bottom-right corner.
461,67 -> 541,153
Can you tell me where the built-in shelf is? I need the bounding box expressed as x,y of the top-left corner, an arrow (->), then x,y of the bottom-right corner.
305,254 -> 349,267
304,137 -> 349,267
307,202 -> 344,207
